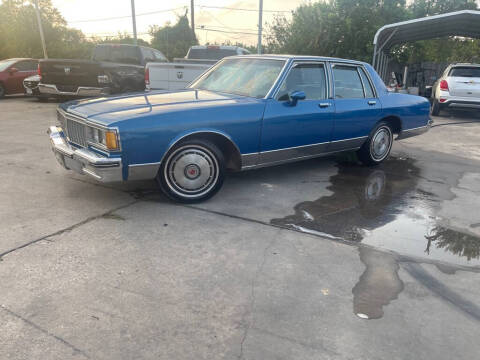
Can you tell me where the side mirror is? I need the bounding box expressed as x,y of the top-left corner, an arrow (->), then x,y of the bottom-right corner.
9,67 -> 18,75
289,90 -> 306,106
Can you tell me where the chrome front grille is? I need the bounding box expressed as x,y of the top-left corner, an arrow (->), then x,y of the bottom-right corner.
57,110 -> 87,148
66,118 -> 87,147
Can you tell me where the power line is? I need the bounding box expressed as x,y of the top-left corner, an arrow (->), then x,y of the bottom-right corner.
68,7 -> 186,23
197,5 -> 291,13
196,27 -> 258,36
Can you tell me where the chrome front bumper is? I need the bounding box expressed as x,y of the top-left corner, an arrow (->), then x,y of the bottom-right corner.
48,126 -> 123,182
39,83 -> 105,97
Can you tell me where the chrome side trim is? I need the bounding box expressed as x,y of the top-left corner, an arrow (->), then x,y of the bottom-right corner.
241,153 -> 258,168
242,147 -> 362,170
260,140 -> 330,154
260,142 -> 329,164
396,123 -> 431,140
329,136 -> 368,151
240,136 -> 369,170
39,83 -> 105,97
128,162 -> 161,181
330,135 -> 368,143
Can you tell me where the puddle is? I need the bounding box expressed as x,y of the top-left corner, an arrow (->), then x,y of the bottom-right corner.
272,157 -> 480,320
353,247 -> 404,320
271,157 -> 480,268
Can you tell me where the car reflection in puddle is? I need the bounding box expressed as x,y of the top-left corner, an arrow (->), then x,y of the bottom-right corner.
271,156 -> 480,267
271,157 -> 480,320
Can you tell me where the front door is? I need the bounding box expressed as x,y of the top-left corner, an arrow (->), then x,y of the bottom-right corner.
260,62 -> 334,165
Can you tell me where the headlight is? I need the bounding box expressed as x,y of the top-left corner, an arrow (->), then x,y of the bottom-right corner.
87,127 -> 119,151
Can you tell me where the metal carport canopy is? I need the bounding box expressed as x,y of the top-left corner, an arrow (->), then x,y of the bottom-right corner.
372,10 -> 480,73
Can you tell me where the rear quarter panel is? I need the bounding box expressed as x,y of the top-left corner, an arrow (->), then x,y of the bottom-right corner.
364,63 -> 430,130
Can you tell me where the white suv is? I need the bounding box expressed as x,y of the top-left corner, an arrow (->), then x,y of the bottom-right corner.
431,63 -> 480,115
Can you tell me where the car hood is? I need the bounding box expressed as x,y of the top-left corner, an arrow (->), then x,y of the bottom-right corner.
62,89 -> 261,126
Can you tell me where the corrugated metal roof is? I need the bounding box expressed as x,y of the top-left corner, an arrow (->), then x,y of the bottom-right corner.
374,10 -> 480,51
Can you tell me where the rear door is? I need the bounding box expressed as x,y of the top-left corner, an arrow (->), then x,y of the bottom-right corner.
330,63 -> 382,151
447,66 -> 480,98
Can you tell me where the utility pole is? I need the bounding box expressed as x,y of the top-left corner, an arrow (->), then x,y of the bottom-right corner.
130,0 -> 138,45
34,0 -> 48,58
191,0 -> 195,39
257,0 -> 263,54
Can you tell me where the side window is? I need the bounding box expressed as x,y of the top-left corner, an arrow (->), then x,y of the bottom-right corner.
277,63 -> 327,101
333,65 -> 364,99
141,47 -> 155,63
153,50 -> 167,62
16,61 -> 37,71
359,67 -> 375,98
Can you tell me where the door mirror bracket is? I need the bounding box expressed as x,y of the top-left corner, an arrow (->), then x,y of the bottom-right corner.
288,90 -> 306,106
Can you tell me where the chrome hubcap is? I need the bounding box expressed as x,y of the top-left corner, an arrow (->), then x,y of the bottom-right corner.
371,127 -> 391,161
165,145 -> 218,197
364,171 -> 386,201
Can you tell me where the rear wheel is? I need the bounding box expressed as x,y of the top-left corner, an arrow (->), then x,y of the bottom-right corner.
0,83 -> 5,98
431,99 -> 441,116
157,140 -> 225,203
357,122 -> 393,166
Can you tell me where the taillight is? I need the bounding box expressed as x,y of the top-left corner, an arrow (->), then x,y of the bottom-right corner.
145,67 -> 150,85
440,80 -> 449,91
37,63 -> 41,76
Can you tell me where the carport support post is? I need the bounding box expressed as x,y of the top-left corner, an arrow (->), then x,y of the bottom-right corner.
34,0 -> 48,59
130,0 -> 138,45
382,56 -> 388,82
378,52 -> 384,80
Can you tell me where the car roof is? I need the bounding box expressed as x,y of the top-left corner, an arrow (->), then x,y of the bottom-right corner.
449,63 -> 480,67
2,58 -> 36,62
222,54 -> 367,65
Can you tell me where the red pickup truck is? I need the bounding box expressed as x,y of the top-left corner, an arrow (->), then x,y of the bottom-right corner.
0,58 -> 38,98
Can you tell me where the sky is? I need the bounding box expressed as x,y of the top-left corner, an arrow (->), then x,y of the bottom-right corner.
51,0 -> 307,45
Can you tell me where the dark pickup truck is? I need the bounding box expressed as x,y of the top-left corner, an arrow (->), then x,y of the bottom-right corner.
38,44 -> 167,98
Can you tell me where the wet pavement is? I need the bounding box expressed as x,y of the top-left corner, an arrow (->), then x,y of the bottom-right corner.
1,97 -> 480,359
271,156 -> 480,268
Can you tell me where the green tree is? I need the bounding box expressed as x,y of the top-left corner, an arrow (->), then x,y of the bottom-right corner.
149,14 -> 197,60
0,0 -> 93,59
266,0 -> 479,64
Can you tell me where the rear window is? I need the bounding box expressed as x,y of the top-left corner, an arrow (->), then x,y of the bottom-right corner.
93,45 -> 140,65
187,48 -> 238,60
449,67 -> 480,78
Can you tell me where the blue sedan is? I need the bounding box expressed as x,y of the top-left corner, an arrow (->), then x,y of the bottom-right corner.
48,55 -> 431,202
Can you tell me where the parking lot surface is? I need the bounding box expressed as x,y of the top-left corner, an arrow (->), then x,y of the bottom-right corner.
1,96 -> 480,359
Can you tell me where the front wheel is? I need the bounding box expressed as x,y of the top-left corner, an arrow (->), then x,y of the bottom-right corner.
357,122 -> 393,166
156,140 -> 225,203
0,83 -> 5,98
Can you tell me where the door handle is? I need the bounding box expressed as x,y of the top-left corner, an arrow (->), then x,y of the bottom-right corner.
368,100 -> 377,105
319,103 -> 331,108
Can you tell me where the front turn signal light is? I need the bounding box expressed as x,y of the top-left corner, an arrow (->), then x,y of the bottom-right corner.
105,131 -> 119,150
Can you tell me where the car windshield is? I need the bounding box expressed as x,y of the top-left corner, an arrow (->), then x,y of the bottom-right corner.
449,66 -> 480,78
190,58 -> 285,98
0,59 -> 16,72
